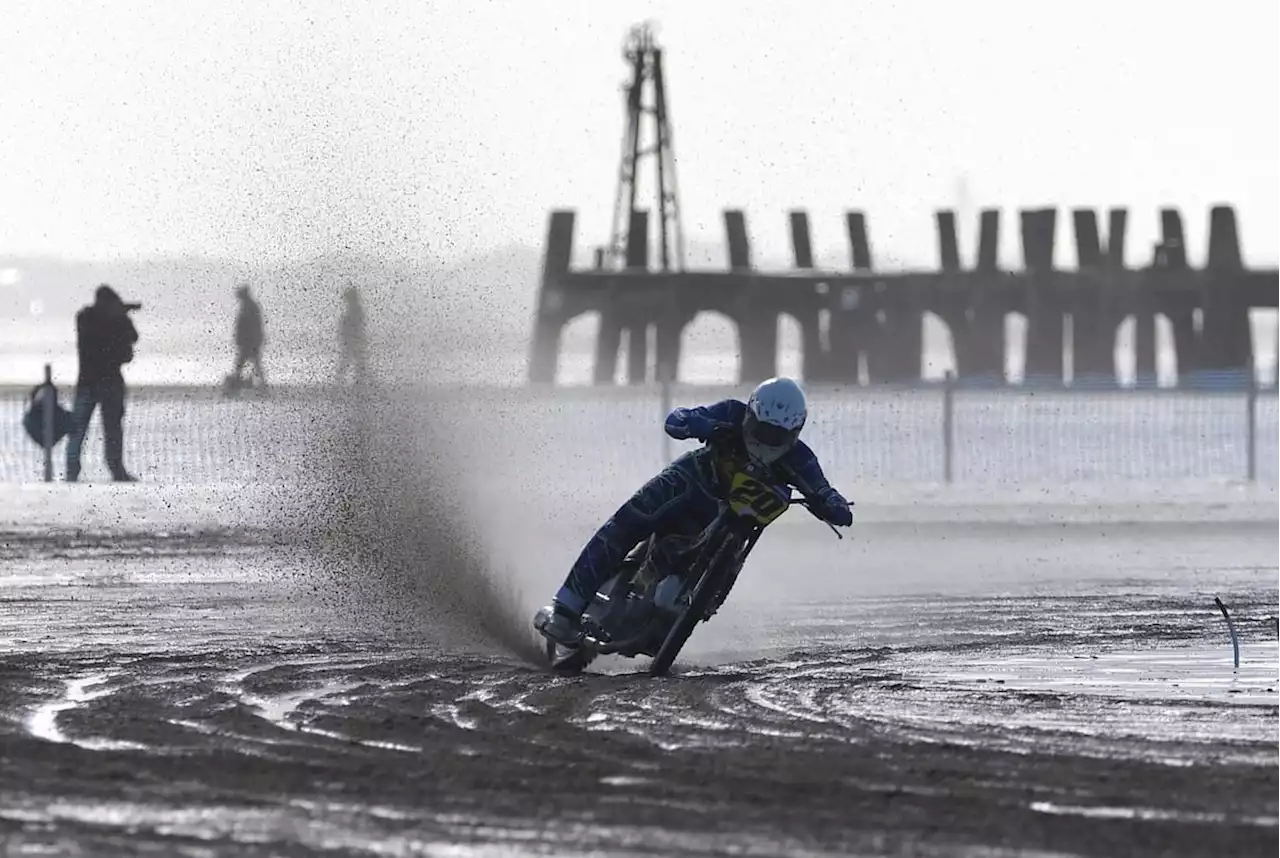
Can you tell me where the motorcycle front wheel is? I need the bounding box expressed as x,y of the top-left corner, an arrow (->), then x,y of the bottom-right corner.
648,532 -> 740,677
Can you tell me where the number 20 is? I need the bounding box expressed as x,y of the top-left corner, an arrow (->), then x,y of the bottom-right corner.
731,477 -> 784,517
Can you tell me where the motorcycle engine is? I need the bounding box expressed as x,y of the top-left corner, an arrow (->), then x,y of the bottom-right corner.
653,575 -> 684,612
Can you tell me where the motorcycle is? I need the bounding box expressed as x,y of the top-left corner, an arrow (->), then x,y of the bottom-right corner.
539,431 -> 850,677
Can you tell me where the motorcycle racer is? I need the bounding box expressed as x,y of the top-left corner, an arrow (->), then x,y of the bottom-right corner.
534,376 -> 853,649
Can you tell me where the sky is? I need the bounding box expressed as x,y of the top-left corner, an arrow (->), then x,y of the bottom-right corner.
2,0 -> 1278,271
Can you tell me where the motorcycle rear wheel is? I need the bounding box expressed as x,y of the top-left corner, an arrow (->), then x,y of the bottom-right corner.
546,639 -> 595,673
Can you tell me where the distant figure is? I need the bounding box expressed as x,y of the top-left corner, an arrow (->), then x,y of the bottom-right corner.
335,285 -> 368,385
66,284 -> 140,483
231,284 -> 266,389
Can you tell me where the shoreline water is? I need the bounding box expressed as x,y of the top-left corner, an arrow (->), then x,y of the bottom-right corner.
5,308 -> 1278,390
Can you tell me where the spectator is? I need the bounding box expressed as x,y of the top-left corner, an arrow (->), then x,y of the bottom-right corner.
66,284 -> 139,482
335,285 -> 368,385
231,284 -> 267,388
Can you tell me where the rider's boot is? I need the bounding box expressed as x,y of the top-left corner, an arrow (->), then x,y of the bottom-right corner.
533,602 -> 584,648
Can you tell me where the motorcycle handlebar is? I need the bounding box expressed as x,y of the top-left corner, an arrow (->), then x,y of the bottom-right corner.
786,494 -> 850,506
786,495 -> 850,539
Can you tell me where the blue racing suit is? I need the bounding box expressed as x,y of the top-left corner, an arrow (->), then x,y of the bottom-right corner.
554,399 -> 854,615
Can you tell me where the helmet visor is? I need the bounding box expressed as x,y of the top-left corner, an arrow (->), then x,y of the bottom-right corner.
744,411 -> 801,454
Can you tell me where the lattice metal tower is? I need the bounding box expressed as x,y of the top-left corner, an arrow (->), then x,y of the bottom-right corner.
603,22 -> 685,272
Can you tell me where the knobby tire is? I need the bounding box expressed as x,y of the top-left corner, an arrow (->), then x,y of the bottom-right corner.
648,531 -> 740,677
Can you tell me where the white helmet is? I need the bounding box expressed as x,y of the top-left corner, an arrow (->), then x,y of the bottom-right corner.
744,376 -> 807,464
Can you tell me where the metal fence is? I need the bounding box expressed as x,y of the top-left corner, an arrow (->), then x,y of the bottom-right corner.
2,382 -> 1275,488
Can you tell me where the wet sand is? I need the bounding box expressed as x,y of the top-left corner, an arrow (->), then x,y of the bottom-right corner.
1,499 -> 1275,858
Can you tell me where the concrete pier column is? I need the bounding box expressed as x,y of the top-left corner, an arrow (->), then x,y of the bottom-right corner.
527,210 -> 576,383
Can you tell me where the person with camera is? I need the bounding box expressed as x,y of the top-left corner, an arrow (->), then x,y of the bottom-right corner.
65,284 -> 140,482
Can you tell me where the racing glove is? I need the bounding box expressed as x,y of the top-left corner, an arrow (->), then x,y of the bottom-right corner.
665,409 -> 727,442
815,486 -> 854,527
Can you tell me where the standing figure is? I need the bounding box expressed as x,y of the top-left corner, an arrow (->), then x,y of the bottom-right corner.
335,285 -> 368,385
65,284 -> 140,483
231,284 -> 267,389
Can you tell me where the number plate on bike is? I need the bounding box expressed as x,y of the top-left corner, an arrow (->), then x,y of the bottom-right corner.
727,471 -> 788,524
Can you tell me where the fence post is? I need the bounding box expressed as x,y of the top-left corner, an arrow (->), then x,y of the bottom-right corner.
1246,370 -> 1258,483
42,363 -> 54,483
660,378 -> 673,464
943,371 -> 955,484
